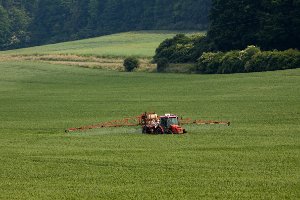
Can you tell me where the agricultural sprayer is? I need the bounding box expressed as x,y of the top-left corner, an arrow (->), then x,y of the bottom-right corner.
66,112 -> 230,134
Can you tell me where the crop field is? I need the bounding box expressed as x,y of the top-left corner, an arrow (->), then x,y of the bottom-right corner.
0,57 -> 299,199
0,31 -> 299,199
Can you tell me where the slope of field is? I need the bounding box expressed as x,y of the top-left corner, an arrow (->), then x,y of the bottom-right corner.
1,31 -> 202,58
0,31 -> 203,72
0,60 -> 299,199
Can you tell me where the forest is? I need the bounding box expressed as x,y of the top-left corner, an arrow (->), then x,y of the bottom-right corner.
207,0 -> 300,51
0,0 -> 211,50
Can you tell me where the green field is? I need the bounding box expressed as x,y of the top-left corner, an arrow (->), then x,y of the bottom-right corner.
1,31 -> 203,58
0,31 -> 300,199
0,58 -> 299,199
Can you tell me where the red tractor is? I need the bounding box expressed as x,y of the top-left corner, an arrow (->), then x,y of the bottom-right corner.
141,113 -> 187,134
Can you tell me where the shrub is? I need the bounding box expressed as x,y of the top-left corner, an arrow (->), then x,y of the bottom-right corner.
245,52 -> 267,72
198,46 -> 300,74
283,49 -> 300,69
156,58 -> 169,72
154,34 -> 210,64
240,45 -> 261,61
219,51 -> 243,74
197,52 -> 224,74
123,57 -> 140,72
245,49 -> 300,72
189,35 -> 212,61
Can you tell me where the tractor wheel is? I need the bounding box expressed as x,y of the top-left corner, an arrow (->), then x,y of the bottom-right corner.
183,129 -> 187,133
156,126 -> 164,134
142,126 -> 148,134
167,130 -> 173,134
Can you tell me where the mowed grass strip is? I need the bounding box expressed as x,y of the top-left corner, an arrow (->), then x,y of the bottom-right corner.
0,54 -> 156,72
0,61 -> 299,199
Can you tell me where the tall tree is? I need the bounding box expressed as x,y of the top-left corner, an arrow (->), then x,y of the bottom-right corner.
31,0 -> 70,44
257,0 -> 300,50
207,0 -> 261,51
0,5 -> 10,48
8,7 -> 31,48
69,0 -> 89,38
207,0 -> 300,51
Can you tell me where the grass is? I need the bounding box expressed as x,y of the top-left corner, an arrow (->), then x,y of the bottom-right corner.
0,31 -> 204,58
0,60 -> 299,199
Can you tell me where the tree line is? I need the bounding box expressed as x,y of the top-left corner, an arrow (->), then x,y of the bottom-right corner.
154,0 -> 300,73
207,0 -> 300,51
0,0 -> 211,50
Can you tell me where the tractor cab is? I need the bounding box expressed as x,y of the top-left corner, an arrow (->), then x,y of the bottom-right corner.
160,114 -> 179,128
159,114 -> 186,134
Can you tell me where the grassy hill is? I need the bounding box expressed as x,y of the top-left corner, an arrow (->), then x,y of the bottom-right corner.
1,31 -> 203,58
0,57 -> 299,199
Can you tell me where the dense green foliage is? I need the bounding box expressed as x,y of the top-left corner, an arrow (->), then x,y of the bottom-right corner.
0,0 -> 210,49
154,34 -> 209,63
245,49 -> 300,72
155,0 -> 300,66
123,57 -> 140,72
208,0 -> 300,51
197,46 -> 300,74
0,60 -> 299,199
0,1 -> 32,49
0,5 -> 10,46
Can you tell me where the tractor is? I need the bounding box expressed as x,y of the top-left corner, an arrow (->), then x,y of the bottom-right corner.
66,112 -> 230,133
141,113 -> 187,134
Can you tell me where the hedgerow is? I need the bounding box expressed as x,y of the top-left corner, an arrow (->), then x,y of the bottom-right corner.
197,46 -> 300,74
